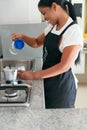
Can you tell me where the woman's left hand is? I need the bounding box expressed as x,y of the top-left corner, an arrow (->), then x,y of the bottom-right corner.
17,70 -> 36,80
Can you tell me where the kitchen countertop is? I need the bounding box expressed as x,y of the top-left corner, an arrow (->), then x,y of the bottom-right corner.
0,58 -> 87,130
0,108 -> 87,130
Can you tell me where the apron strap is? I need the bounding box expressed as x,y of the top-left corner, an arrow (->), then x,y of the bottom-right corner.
60,21 -> 76,36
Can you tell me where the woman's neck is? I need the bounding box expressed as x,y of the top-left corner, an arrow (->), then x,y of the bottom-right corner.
56,14 -> 69,30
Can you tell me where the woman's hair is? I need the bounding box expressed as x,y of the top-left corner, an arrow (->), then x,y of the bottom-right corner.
38,0 -> 77,22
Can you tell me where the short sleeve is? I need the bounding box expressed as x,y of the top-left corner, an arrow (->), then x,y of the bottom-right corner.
59,24 -> 83,52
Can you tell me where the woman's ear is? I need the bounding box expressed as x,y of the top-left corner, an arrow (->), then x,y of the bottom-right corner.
52,2 -> 57,11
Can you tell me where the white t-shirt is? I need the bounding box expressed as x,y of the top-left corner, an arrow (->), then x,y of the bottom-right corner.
44,17 -> 83,61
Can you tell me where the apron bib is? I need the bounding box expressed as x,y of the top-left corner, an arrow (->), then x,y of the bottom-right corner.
42,22 -> 77,108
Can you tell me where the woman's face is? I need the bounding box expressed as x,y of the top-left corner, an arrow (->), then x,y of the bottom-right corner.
39,3 -> 61,25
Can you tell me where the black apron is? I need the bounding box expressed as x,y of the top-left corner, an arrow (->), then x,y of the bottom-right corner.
42,22 -> 77,109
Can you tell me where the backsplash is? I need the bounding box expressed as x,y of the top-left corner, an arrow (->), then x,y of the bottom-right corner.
0,23 -> 47,60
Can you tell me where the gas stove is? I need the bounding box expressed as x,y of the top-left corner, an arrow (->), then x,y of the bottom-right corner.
0,83 -> 32,107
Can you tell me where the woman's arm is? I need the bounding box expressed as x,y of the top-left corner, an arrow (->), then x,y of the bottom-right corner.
12,33 -> 45,48
17,44 -> 81,80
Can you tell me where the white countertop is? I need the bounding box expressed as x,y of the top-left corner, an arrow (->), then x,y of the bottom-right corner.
0,108 -> 87,130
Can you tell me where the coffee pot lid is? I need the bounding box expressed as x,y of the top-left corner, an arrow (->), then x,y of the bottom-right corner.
14,39 -> 24,50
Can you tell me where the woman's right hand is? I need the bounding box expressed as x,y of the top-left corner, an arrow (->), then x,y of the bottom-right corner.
12,33 -> 23,41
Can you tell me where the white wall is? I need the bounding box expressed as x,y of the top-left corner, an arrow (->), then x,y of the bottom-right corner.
72,53 -> 85,74
0,0 -> 41,24
28,0 -> 41,23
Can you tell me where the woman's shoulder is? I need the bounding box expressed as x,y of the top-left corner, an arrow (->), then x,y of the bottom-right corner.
64,22 -> 82,38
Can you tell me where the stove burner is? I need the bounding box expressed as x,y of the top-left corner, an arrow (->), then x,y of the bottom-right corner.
4,88 -> 18,98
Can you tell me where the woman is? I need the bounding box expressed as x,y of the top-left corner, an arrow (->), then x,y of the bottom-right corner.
12,0 -> 83,108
